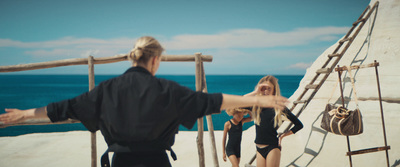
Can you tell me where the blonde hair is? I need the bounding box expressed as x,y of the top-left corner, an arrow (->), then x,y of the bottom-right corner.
129,36 -> 164,65
252,75 -> 286,127
226,108 -> 251,116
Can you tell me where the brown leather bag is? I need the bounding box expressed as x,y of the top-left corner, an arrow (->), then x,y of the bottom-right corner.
320,66 -> 363,136
321,104 -> 363,136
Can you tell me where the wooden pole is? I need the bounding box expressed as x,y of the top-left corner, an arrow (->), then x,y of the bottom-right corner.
88,56 -> 97,167
200,59 -> 219,167
0,54 -> 213,73
374,60 -> 390,167
195,53 -> 205,167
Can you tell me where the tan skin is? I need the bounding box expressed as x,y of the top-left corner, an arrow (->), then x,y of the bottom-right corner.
222,111 -> 252,167
245,81 -> 294,167
0,56 -> 289,132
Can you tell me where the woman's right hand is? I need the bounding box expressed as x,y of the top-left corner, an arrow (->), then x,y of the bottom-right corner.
255,83 -> 269,94
245,83 -> 270,96
222,152 -> 227,162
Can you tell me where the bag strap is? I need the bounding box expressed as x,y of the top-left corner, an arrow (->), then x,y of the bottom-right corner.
344,66 -> 359,107
327,76 -> 340,103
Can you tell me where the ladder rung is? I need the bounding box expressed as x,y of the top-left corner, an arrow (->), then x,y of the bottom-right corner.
346,146 -> 391,156
305,148 -> 318,156
353,18 -> 366,26
312,126 -> 327,134
316,68 -> 331,74
293,100 -> 307,104
328,53 -> 341,58
305,84 -> 319,89
339,37 -> 353,43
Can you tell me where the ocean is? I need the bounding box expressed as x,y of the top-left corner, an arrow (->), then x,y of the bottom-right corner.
0,74 -> 303,136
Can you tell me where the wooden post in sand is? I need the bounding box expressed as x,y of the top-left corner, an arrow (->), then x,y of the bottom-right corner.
201,64 -> 219,167
195,53 -> 220,167
195,53 -> 205,167
88,56 -> 97,167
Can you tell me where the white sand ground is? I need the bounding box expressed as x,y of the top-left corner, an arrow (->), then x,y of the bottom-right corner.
1,0 -> 399,166
0,129 -> 255,167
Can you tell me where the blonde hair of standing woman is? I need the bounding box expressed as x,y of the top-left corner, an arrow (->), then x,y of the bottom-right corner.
129,36 -> 164,65
252,75 -> 286,127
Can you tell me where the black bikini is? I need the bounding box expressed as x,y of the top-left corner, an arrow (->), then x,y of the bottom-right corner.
254,107 -> 303,159
256,145 -> 281,159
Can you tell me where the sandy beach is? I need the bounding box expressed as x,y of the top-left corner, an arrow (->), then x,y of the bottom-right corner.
0,129 -> 255,167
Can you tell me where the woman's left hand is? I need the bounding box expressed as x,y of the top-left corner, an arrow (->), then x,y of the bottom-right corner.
278,134 -> 284,147
278,131 -> 294,147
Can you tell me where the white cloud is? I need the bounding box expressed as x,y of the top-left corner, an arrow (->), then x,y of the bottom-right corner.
288,62 -> 313,69
0,37 -> 134,59
0,26 -> 348,61
163,26 -> 349,50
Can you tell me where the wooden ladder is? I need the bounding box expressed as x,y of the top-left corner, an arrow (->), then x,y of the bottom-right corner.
288,1 -> 379,121
336,62 -> 390,167
246,1 -> 380,166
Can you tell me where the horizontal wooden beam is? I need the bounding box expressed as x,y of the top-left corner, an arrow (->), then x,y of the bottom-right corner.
0,119 -> 80,128
335,62 -> 379,72
0,54 -> 213,73
346,146 -> 390,156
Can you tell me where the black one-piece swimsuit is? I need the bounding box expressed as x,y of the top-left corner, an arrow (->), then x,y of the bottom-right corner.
226,120 -> 243,158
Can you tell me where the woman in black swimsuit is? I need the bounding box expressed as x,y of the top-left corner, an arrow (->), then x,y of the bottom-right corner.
222,108 -> 252,167
245,75 -> 303,167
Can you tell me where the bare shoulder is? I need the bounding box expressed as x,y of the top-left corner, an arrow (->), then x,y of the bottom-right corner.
224,121 -> 231,129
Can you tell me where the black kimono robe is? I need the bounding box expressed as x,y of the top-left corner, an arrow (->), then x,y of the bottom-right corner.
46,66 -> 223,166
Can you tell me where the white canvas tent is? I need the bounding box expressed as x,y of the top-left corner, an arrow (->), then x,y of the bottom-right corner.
273,0 -> 400,166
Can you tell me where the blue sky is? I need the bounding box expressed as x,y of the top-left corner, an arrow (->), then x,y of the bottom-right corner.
0,0 -> 370,75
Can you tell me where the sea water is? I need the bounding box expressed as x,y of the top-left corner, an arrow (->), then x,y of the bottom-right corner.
0,74 -> 303,136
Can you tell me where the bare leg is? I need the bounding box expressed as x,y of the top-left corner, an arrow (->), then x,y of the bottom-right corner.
228,155 -> 240,167
266,148 -> 281,167
256,151 -> 266,167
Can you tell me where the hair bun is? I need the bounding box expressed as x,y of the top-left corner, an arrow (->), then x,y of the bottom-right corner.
132,47 -> 143,60
129,36 -> 164,64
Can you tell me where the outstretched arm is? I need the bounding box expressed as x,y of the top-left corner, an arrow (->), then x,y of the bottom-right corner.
0,107 -> 48,124
220,94 -> 287,111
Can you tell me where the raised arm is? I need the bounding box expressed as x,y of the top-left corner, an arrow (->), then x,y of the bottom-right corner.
242,111 -> 253,123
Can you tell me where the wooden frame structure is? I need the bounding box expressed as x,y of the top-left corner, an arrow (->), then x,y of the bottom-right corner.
0,53 -> 220,167
336,61 -> 390,167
